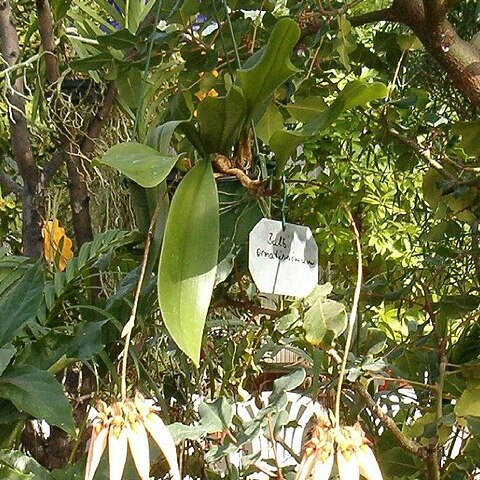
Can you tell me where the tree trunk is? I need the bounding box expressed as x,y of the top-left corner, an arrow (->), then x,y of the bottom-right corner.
0,0 -> 44,258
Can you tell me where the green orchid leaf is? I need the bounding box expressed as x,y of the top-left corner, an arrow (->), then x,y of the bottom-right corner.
158,160 -> 219,365
0,365 -> 75,436
100,142 -> 179,188
197,85 -> 247,155
238,18 -> 300,120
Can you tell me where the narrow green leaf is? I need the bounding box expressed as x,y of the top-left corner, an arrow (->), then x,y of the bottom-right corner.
158,160 -> 219,365
0,264 -> 43,348
148,120 -> 186,156
0,365 -> 75,435
100,142 -> 178,188
197,86 -> 247,155
238,18 -> 300,119
303,299 -> 347,348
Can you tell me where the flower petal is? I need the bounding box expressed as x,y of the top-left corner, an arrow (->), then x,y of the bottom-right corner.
85,426 -> 108,480
337,450 -> 359,480
108,427 -> 128,480
144,412 -> 181,480
357,444 -> 383,480
127,420 -> 150,480
294,453 -> 316,480
312,450 -> 334,480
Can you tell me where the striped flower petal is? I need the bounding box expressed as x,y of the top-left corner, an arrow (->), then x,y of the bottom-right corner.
108,426 -> 128,480
127,419 -> 150,480
85,425 -> 108,480
357,444 -> 383,480
144,412 -> 181,480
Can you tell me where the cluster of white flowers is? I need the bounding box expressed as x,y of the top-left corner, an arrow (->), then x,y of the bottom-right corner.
85,392 -> 179,480
295,411 -> 383,480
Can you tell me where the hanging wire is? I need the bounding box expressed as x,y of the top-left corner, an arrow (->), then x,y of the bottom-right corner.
132,0 -> 164,141
281,172 -> 287,230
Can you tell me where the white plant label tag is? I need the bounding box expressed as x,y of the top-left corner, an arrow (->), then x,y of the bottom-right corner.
248,218 -> 318,297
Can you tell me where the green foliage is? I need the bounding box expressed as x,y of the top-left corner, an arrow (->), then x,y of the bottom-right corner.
100,142 -> 179,188
0,366 -> 75,435
238,18 -> 300,120
0,264 -> 43,347
158,160 -> 219,365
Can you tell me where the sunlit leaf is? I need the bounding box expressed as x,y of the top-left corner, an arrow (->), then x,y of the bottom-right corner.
304,298 -> 347,348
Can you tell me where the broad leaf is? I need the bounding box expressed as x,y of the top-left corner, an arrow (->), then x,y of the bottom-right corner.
197,86 -> 247,155
452,121 -> 480,157
286,96 -> 327,123
256,103 -> 283,144
455,381 -> 480,417
0,450 -> 49,479
238,18 -> 300,120
271,80 -> 387,174
158,160 -> 219,365
198,398 -> 233,431
148,120 -> 186,155
100,142 -> 178,188
303,298 -> 347,348
0,365 -> 74,435
0,263 -> 43,348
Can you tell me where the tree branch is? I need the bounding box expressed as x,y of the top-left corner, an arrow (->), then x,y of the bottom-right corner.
0,172 -> 22,195
79,82 -> 117,157
36,0 -> 59,83
354,382 -> 423,457
0,0 -> 44,258
349,7 -> 398,27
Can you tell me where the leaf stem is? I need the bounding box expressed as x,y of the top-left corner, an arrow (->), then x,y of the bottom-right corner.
120,188 -> 169,400
334,201 -> 363,426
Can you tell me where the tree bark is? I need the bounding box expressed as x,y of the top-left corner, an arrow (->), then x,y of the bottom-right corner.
348,0 -> 480,106
0,0 -> 44,258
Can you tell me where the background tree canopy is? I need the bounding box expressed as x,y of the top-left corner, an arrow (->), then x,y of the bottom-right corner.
1,0 -> 480,479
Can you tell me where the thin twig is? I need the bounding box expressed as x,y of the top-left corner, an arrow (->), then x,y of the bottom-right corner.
333,200 -> 363,426
120,188 -> 169,399
0,172 -> 22,195
267,414 -> 284,480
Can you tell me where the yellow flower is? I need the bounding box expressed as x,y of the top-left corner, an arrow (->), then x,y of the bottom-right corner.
195,88 -> 219,101
85,394 -> 180,480
42,219 -> 73,271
